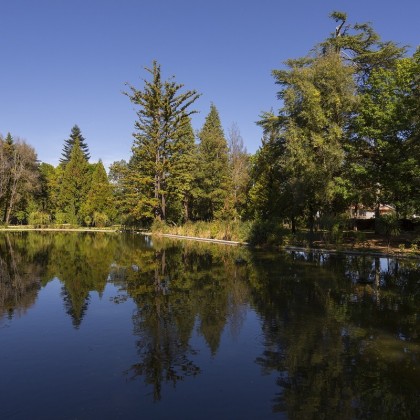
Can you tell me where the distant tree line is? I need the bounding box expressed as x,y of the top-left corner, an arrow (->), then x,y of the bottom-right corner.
1,11 -> 419,235
0,125 -> 114,226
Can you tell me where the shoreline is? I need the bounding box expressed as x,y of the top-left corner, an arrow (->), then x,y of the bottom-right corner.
283,245 -> 419,259
0,227 -> 117,233
1,228 -> 418,259
148,232 -> 419,259
145,232 -> 248,246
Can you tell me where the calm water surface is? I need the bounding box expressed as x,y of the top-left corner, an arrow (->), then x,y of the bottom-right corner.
0,232 -> 419,419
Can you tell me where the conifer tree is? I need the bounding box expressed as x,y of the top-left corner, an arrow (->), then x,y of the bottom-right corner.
228,123 -> 250,220
167,117 -> 197,222
60,125 -> 90,165
124,61 -> 200,223
81,159 -> 114,226
195,104 -> 231,220
37,163 -> 59,216
57,138 -> 91,224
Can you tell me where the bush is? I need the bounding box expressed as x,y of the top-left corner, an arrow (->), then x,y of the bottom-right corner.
28,211 -> 51,226
93,212 -> 109,228
150,219 -> 251,242
151,219 -> 169,233
248,219 -> 288,247
376,213 -> 400,248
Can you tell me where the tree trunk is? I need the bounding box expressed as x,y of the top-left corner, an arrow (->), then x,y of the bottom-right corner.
183,195 -> 189,222
374,201 -> 381,234
353,203 -> 358,231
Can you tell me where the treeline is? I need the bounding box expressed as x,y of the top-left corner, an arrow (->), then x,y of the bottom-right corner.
1,11 -> 420,235
0,126 -> 114,226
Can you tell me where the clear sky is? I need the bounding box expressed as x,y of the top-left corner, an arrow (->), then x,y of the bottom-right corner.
1,0 -> 419,168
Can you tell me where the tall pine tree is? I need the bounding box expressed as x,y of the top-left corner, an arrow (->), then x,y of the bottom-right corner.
57,138 -> 91,224
124,61 -> 200,223
195,104 -> 231,220
166,117 -> 198,222
81,159 -> 114,226
60,125 -> 90,165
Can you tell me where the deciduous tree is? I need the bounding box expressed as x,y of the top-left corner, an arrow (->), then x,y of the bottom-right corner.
0,134 -> 39,224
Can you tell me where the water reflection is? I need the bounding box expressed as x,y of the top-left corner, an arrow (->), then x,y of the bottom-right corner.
252,251 -> 420,418
109,238 -> 251,400
0,233 -> 418,417
0,233 -> 43,320
0,232 -> 119,328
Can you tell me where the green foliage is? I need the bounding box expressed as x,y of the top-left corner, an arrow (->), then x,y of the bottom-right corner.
0,134 -> 40,224
3,11 -> 420,245
152,219 -> 251,242
28,211 -> 51,226
166,118 -> 197,223
255,51 -> 357,232
323,10 -> 405,82
57,139 -> 91,224
194,104 -> 231,220
251,11 -> 419,242
124,61 -> 200,223
60,125 -> 90,165
376,213 -> 400,239
92,212 -> 109,228
248,219 -> 290,247
354,54 -> 420,217
228,123 -> 250,220
37,163 -> 59,218
81,160 -> 115,225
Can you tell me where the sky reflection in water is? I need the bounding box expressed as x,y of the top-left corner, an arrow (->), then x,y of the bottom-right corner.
0,232 -> 419,419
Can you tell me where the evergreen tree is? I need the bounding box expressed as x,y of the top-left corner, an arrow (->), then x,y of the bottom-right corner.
249,124 -> 292,225
60,125 -> 90,165
81,159 -> 114,226
257,52 -> 357,231
35,162 -> 59,220
195,104 -> 231,220
108,159 -> 131,224
227,123 -> 250,220
166,117 -> 198,222
57,139 -> 91,224
322,11 -> 405,84
124,61 -> 200,223
254,11 -> 406,232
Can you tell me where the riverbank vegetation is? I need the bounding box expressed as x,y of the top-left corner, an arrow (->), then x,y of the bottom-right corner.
1,11 -> 419,250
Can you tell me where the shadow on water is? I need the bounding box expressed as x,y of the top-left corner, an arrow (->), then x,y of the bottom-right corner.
0,232 -> 419,417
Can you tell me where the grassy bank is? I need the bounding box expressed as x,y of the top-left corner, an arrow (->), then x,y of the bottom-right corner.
151,220 -> 252,243
0,224 -> 119,232
150,219 -> 420,257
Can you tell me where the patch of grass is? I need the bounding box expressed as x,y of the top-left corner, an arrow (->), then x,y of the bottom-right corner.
151,220 -> 252,242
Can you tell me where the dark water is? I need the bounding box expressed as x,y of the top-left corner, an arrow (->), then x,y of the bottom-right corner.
0,232 -> 419,419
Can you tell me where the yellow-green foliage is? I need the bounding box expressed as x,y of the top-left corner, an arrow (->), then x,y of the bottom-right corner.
151,220 -> 252,242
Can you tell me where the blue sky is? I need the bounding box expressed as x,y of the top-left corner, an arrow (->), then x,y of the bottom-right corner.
1,0 -> 419,168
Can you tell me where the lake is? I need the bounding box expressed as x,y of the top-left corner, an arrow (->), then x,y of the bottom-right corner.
0,232 -> 419,419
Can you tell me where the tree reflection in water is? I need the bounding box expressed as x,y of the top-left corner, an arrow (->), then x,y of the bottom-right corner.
251,251 -> 420,419
1,232 -> 418,416
0,231 -> 118,327
110,237 -> 251,400
0,233 -> 43,321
